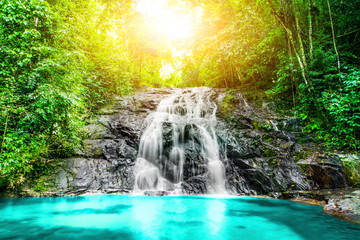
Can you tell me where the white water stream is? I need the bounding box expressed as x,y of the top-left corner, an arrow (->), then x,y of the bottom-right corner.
133,88 -> 227,194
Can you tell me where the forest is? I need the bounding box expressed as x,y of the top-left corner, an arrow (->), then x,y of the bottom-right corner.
0,0 -> 359,190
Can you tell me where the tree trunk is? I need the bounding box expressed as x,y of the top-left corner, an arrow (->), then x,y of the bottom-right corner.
287,37 -> 296,109
1,111 -> 9,154
308,0 -> 313,60
267,0 -> 328,125
327,0 -> 341,79
230,58 -> 234,88
294,12 -> 307,68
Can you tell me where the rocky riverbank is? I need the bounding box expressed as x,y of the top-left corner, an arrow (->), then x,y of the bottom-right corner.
288,188 -> 360,225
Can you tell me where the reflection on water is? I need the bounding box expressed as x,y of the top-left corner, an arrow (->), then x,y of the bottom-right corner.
206,199 -> 226,235
0,195 -> 359,240
132,196 -> 164,239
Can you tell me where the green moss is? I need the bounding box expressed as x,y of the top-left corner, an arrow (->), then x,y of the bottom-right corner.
268,159 -> 279,167
293,151 -> 312,163
250,136 -> 261,150
34,176 -> 53,193
298,163 -> 310,176
342,161 -> 360,187
263,148 -> 277,158
252,120 -> 273,132
260,124 -> 273,132
97,100 -> 117,115
252,120 -> 260,130
263,135 -> 274,143
219,91 -> 236,117
277,121 -> 284,130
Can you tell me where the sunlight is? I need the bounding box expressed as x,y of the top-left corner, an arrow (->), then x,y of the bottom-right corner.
135,0 -> 193,40
160,63 -> 176,79
107,26 -> 119,40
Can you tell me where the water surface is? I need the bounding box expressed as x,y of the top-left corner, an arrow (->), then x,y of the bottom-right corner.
0,195 -> 359,239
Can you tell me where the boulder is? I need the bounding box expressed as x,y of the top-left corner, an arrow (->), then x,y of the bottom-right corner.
298,155 -> 347,189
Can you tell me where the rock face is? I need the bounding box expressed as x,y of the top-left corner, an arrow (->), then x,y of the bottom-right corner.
48,89 -> 168,195
36,88 -> 352,196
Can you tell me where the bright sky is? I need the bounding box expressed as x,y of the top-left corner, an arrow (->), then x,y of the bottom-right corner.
135,0 -> 194,40
135,0 -> 202,80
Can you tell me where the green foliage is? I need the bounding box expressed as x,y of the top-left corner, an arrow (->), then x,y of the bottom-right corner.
219,90 -> 236,116
250,135 -> 261,150
0,0 -> 134,189
263,0 -> 360,151
1,0 -> 360,189
182,0 -> 282,89
268,159 -> 279,167
318,67 -> 360,149
0,0 -> 81,188
342,160 -> 360,187
49,0 -> 134,110
34,176 -> 52,192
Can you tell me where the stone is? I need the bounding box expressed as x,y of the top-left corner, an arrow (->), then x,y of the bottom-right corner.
298,154 -> 347,189
282,118 -> 302,132
83,140 -> 103,158
181,176 -> 208,194
84,124 -> 115,139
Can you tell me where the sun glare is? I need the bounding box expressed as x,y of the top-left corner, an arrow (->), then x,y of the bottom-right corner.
160,63 -> 176,79
135,0 -> 194,40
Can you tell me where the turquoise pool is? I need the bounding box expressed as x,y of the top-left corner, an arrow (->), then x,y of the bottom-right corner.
0,195 -> 359,239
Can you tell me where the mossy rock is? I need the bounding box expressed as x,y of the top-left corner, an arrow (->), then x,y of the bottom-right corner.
268,158 -> 279,167
262,134 -> 274,143
293,151 -> 312,162
83,140 -> 103,157
97,101 -> 118,115
219,92 -> 236,116
298,163 -> 311,176
263,148 -> 277,158
83,124 -> 108,139
339,155 -> 360,187
33,176 -> 54,193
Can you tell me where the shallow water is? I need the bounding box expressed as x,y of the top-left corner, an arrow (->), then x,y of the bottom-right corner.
0,195 -> 359,240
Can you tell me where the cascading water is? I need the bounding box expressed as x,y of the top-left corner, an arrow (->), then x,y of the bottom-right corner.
133,88 -> 227,194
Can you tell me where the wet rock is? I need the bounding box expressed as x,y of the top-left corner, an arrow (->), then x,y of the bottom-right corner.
324,192 -> 360,214
282,118 -> 302,132
82,139 -> 138,161
51,157 -> 135,194
225,135 -> 252,160
116,140 -> 137,159
183,143 -> 207,180
309,164 -> 346,189
83,140 -> 103,158
232,159 -> 253,169
323,190 -> 360,225
144,190 -> 169,196
290,197 -> 326,206
111,119 -> 139,146
181,176 -> 208,194
141,99 -> 158,110
241,168 -> 274,194
102,140 -> 118,159
269,130 -> 297,142
84,124 -> 114,139
339,154 -> 360,187
298,155 -> 347,189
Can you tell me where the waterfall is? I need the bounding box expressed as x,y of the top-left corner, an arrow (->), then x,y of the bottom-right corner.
133,88 -> 227,194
